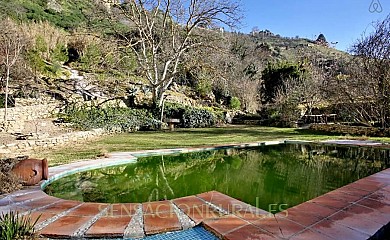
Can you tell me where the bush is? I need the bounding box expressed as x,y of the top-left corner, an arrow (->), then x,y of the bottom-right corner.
182,108 -> 216,128
0,94 -> 15,108
60,105 -> 161,132
163,103 -> 220,128
309,124 -> 386,137
229,97 -> 241,110
0,211 -> 39,240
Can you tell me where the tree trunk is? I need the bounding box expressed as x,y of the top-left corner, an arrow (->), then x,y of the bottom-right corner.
4,66 -> 10,122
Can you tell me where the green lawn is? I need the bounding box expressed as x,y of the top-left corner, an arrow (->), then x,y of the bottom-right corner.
34,125 -> 390,166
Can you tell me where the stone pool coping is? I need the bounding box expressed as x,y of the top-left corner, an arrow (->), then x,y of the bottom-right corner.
0,140 -> 389,239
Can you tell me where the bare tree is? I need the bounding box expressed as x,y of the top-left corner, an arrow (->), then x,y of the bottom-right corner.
0,18 -> 25,122
103,0 -> 241,107
211,33 -> 268,112
345,14 -> 390,127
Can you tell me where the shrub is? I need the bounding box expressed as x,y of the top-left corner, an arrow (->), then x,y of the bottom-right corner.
195,78 -> 212,97
182,108 -> 216,128
163,103 -> 219,128
0,94 -> 15,108
0,211 -> 40,240
309,124 -> 385,137
60,105 -> 161,132
229,97 -> 241,110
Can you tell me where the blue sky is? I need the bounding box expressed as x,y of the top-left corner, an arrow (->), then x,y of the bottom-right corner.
239,0 -> 389,51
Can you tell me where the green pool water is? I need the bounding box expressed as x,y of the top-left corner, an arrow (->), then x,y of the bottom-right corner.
44,143 -> 390,211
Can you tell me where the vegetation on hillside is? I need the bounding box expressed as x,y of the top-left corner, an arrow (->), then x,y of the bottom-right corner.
0,0 -> 389,130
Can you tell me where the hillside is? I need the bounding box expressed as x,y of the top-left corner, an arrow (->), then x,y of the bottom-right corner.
0,0 -> 351,114
0,0 -> 98,30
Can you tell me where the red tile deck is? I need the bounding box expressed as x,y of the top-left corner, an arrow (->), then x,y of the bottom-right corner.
106,203 -> 140,217
289,229 -> 335,240
310,219 -> 371,240
173,196 -> 206,209
180,204 -> 223,224
23,196 -> 61,208
329,209 -> 383,235
276,207 -> 324,227
28,211 -> 57,225
85,216 -> 132,237
39,215 -> 94,237
42,200 -> 81,213
143,212 -> 182,235
1,145 -> 389,239
143,200 -> 173,214
342,204 -> 390,225
223,224 -> 276,240
309,194 -> 352,210
252,216 -> 305,239
67,202 -> 107,216
204,215 -> 250,237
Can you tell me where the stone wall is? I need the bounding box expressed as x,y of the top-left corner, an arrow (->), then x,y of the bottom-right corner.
14,97 -> 58,107
0,98 -> 61,132
0,103 -> 59,121
0,128 -> 106,156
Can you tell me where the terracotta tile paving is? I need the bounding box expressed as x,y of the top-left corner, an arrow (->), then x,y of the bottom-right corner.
143,211 -> 181,235
381,185 -> 390,193
343,203 -> 390,225
203,215 -> 249,237
276,207 -> 323,227
197,191 -> 248,214
337,185 -> 372,197
172,195 -> 205,209
85,216 -> 132,237
105,203 -> 140,217
310,219 -> 371,240
40,215 -> 94,237
143,200 -> 173,214
348,180 -> 385,192
290,202 -> 338,219
289,229 -> 335,240
329,209 -> 384,236
197,191 -> 227,204
325,189 -> 364,203
357,198 -> 390,214
0,205 -> 29,215
357,198 -> 390,211
234,208 -> 269,223
0,197 -> 12,207
12,191 -> 47,202
180,204 -> 223,224
366,173 -> 390,184
252,216 -> 305,239
67,202 -> 107,216
28,211 -> 57,225
223,224 -> 276,240
42,200 -> 81,213
309,194 -> 351,210
23,196 -> 61,208
369,190 -> 390,205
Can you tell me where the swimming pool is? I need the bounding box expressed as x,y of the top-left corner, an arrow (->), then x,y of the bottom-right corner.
44,143 -> 390,212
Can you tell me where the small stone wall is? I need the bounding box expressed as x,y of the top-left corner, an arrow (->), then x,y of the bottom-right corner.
0,103 -> 59,122
0,128 -> 106,155
14,97 -> 58,107
0,97 -> 61,132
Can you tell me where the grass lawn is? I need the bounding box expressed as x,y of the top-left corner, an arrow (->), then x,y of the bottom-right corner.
33,125 -> 390,166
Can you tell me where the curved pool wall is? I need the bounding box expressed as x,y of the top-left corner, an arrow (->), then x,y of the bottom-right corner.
41,139 -> 390,191
40,140 -> 284,190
